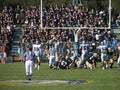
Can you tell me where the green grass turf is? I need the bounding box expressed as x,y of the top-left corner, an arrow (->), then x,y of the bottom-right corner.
0,62 -> 120,90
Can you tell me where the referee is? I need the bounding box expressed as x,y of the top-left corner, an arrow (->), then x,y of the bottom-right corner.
23,45 -> 35,81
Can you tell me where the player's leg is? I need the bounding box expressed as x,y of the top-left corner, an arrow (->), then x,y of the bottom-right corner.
104,54 -> 108,69
34,56 -> 38,69
101,54 -> 105,69
51,56 -> 56,69
20,55 -> 23,63
37,56 -> 40,70
29,61 -> 34,80
49,56 -> 52,68
54,54 -> 59,69
105,60 -> 109,69
109,58 -> 114,68
92,59 -> 96,69
81,54 -> 85,68
25,61 -> 30,80
117,56 -> 120,70
82,53 -> 87,69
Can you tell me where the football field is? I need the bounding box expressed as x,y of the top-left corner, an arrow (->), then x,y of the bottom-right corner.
0,62 -> 120,90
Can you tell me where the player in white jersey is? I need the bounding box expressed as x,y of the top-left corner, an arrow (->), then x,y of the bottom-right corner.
39,42 -> 44,56
97,42 -> 108,69
54,41 -> 60,69
48,44 -> 57,69
32,44 -> 41,70
80,41 -> 89,68
117,42 -> 120,71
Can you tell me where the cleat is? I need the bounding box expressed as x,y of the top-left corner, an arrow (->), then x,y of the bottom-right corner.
28,75 -> 32,81
29,78 -> 31,81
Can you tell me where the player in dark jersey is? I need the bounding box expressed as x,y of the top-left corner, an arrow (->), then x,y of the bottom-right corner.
59,55 -> 72,69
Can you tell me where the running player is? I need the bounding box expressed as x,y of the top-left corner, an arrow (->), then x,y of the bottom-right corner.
32,43 -> 41,70
80,41 -> 89,68
48,44 -> 57,69
97,42 -> 108,70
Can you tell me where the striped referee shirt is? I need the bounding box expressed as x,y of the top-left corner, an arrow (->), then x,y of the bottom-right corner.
24,51 -> 35,61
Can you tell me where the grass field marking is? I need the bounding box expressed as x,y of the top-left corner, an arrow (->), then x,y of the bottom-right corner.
0,80 -> 93,86
84,80 -> 94,85
0,81 -> 22,85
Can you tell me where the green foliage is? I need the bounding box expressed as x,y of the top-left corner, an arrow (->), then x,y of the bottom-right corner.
112,0 -> 120,13
83,0 -> 108,10
83,0 -> 98,10
43,0 -> 72,7
0,0 -> 120,15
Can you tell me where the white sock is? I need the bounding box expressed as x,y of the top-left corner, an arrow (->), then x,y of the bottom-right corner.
37,65 -> 40,70
35,64 -> 37,69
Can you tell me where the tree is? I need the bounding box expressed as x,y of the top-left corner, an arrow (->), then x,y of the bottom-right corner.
0,0 -> 120,15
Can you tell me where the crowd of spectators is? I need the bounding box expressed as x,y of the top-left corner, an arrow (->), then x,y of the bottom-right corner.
16,4 -> 118,69
115,12 -> 120,27
42,4 -> 108,27
0,5 -> 15,60
20,4 -> 110,45
0,4 -> 120,69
